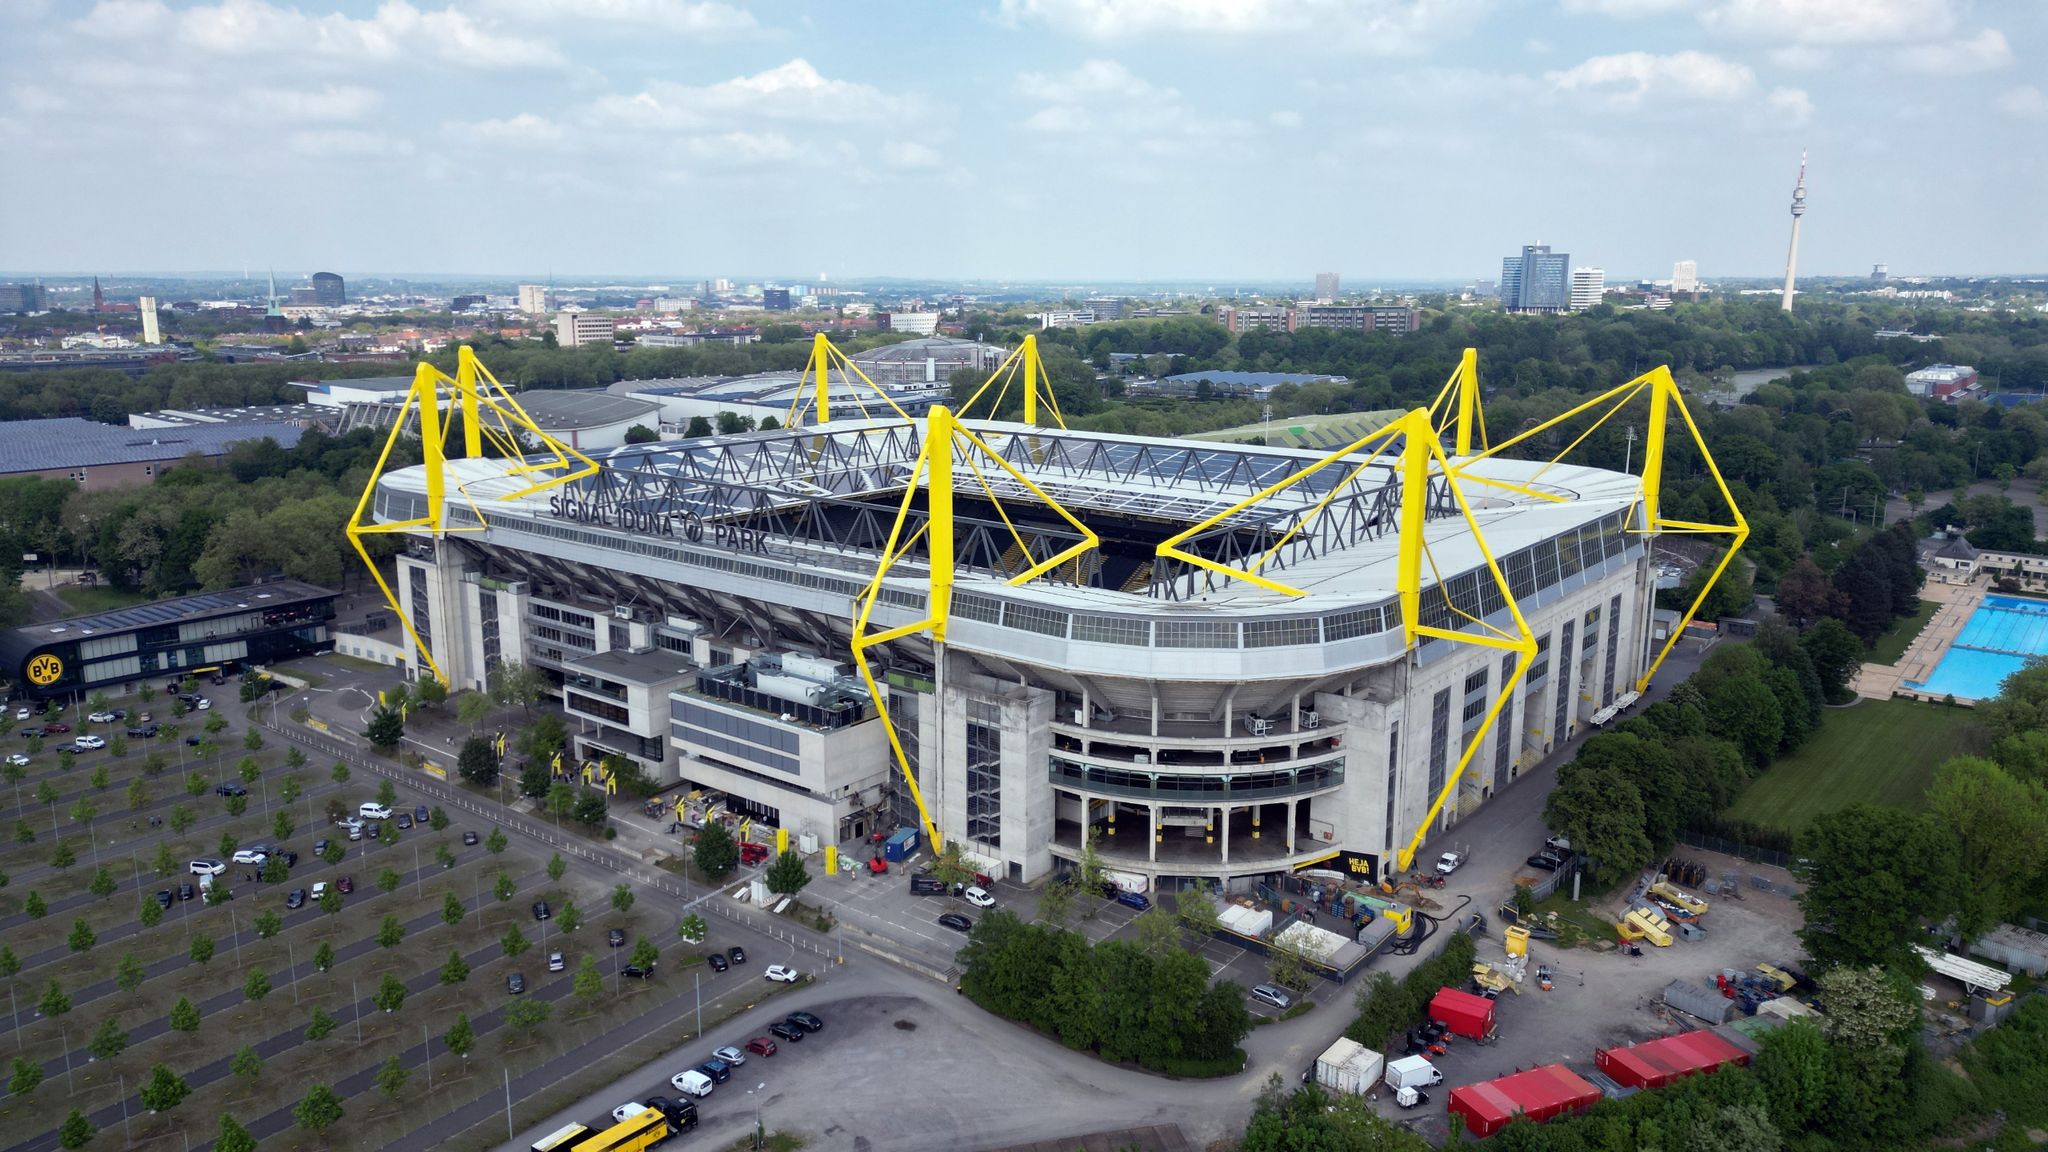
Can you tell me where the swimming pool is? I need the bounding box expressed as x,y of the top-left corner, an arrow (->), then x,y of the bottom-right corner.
1905,594 -> 2048,701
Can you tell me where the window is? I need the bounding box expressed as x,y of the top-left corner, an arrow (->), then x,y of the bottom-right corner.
1603,593 -> 1622,705
479,592 -> 500,672
1428,689 -> 1450,802
1073,614 -> 1150,646
1157,621 -> 1238,648
966,700 -> 1002,847
1383,722 -> 1399,852
1493,653 -> 1518,788
566,691 -> 629,725
1001,603 -> 1068,638
1553,621 -> 1575,744
1243,618 -> 1319,648
408,564 -> 432,657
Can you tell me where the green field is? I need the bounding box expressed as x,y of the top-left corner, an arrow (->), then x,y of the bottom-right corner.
1724,698 -> 1982,831
54,583 -> 153,615
1867,598 -> 1940,666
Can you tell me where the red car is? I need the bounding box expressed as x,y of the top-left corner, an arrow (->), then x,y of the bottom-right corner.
738,842 -> 770,866
745,1036 -> 777,1057
867,855 -> 888,874
336,875 -> 354,894
43,722 -> 70,734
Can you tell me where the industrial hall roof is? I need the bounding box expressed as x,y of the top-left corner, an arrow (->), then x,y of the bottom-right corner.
510,390 -> 662,431
0,417 -> 306,475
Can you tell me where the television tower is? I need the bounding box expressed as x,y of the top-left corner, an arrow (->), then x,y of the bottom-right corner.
1780,150 -> 1808,312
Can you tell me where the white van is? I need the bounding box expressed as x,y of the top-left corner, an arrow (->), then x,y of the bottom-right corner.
359,802 -> 393,821
668,1069 -> 713,1098
1384,1055 -> 1444,1090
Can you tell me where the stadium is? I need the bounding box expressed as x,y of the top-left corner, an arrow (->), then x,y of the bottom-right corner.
356,341 -> 1739,890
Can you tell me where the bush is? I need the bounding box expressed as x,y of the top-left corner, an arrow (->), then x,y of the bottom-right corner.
1346,931 -> 1477,1051
1138,1050 -> 1246,1078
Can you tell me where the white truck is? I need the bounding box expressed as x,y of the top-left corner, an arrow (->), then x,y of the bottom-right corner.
1384,1054 -> 1444,1091
1314,1038 -> 1385,1096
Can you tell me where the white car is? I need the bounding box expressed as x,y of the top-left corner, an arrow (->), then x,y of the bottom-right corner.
336,816 -> 364,831
189,858 -> 226,876
712,1045 -> 747,1066
610,1102 -> 649,1125
963,885 -> 996,908
87,711 -> 117,724
72,735 -> 106,750
669,1069 -> 713,1097
1435,851 -> 1464,876
311,882 -> 329,900
763,964 -> 799,983
5,753 -> 28,766
195,699 -> 210,711
358,802 -> 393,821
13,708 -> 26,721
232,849 -> 268,866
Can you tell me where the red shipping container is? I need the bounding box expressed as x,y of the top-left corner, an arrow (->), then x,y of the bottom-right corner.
1594,1029 -> 1749,1089
1428,986 -> 1498,1040
1448,1064 -> 1601,1137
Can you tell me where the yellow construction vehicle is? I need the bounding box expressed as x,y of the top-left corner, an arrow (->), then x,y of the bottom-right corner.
1378,880 -> 1441,912
1472,962 -> 1523,996
1649,881 -> 1708,917
1754,963 -> 1798,993
1618,907 -> 1673,947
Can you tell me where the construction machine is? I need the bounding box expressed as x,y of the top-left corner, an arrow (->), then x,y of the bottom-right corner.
1618,906 -> 1673,947
1649,880 -> 1709,917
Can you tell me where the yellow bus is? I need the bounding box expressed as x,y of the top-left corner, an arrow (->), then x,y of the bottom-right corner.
530,1122 -> 597,1152
579,1107 -> 678,1152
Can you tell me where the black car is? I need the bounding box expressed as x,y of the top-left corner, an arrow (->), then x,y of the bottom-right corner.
726,945 -> 746,965
1525,848 -> 1570,871
767,1021 -> 804,1042
531,901 -> 551,921
707,952 -> 729,973
786,1011 -> 824,1033
126,725 -> 157,739
394,813 -> 412,830
361,822 -> 381,840
185,736 -> 203,746
697,1060 -> 731,1084
277,850 -> 299,868
156,889 -> 174,908
177,882 -> 195,901
286,888 -> 306,909
314,838 -> 330,856
462,831 -> 479,846
18,727 -> 42,739
506,972 -> 526,994
109,709 -> 127,721
608,928 -> 626,948
214,782 -> 247,797
413,804 -> 430,825
938,913 -> 973,933
622,963 -> 654,979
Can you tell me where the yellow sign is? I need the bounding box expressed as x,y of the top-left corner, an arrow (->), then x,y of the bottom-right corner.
26,654 -> 62,686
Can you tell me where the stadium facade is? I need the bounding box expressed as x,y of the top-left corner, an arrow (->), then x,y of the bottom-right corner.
369,357 -> 1672,889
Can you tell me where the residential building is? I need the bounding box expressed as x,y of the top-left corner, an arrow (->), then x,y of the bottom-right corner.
1083,297 -> 1126,321
763,289 -> 793,311
1297,305 -> 1421,335
555,310 -> 617,348
1034,310 -> 1096,329
878,312 -> 940,335
1904,364 -> 1979,401
517,285 -> 549,315
1671,261 -> 1698,293
1217,306 -> 1296,334
1569,268 -> 1606,312
310,272 -> 345,307
1500,245 -> 1570,314
1314,272 -> 1340,301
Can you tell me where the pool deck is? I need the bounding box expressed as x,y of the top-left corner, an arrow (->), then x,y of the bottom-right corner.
1853,577 -> 1986,701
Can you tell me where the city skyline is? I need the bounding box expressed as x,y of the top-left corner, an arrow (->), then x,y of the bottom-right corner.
1,0 -> 2043,279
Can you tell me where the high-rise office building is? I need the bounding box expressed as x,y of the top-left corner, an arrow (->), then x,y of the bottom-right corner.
517,285 -> 549,315
1569,268 -> 1606,312
763,288 -> 793,311
1500,245 -> 1570,314
310,272 -> 345,307
139,297 -> 160,345
1314,272 -> 1340,301
555,310 -> 616,347
1671,261 -> 1698,293
1871,263 -> 1888,283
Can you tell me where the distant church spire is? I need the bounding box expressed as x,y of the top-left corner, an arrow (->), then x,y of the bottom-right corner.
92,276 -> 103,312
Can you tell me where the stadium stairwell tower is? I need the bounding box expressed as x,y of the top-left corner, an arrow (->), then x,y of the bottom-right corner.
1781,150 -> 1808,312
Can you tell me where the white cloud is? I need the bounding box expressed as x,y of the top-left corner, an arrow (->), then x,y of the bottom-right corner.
1700,0 -> 1958,45
287,128 -> 414,157
882,140 -> 942,169
1547,50 -> 1755,104
1014,59 -> 1249,160
594,59 -> 909,131
463,112 -> 566,143
1999,86 -> 2048,120
1767,86 -> 1814,124
1560,0 -> 1684,15
1017,58 -> 1159,102
74,0 -> 559,69
1896,29 -> 2011,73
249,84 -> 382,122
479,0 -> 755,34
684,130 -> 799,164
997,0 -> 1483,54
1269,109 -> 1301,128
1766,45 -> 1831,70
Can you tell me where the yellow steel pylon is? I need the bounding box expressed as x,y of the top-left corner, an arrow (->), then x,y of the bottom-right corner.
784,333 -> 912,428
955,334 -> 1065,428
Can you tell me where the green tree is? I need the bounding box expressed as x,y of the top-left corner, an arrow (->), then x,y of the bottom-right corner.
558,900 -> 583,933
445,1011 -> 474,1058
373,973 -> 406,1013
56,1110 -> 95,1150
441,891 -> 464,927
504,996 -> 552,1035
457,736 -> 498,786
571,788 -> 608,826
695,820 -> 739,879
1798,805 -> 1961,971
293,1084 -> 345,1134
1542,753 -> 1654,880
378,914 -> 405,948
215,1114 -> 257,1152
67,918 -> 96,953
88,866 -> 116,899
376,866 -> 401,894
610,883 -> 635,915
1926,755 -> 2048,934
487,826 -> 508,854
13,819 -> 32,845
25,890 -> 48,918
330,761 -> 351,785
89,764 -> 109,791
238,755 -> 260,783
242,728 -> 262,752
168,996 -> 200,1031
189,934 -> 215,965
429,805 -> 449,831
0,945 -> 18,979
168,802 -> 194,834
49,839 -> 75,871
376,1054 -> 409,1098
629,935 -> 658,971
321,838 -> 345,865
685,415 -> 713,438
243,969 -> 270,1001
413,677 -> 448,713
363,705 -> 403,751
139,1062 -> 190,1112
115,950 -> 145,992
8,1055 -> 43,1097
677,912 -> 707,943
457,692 -> 492,731
253,909 -> 281,939
272,808 -> 295,840
88,1016 -> 129,1060
125,776 -> 149,812
224,793 -> 247,818
440,949 -> 470,984
573,954 -> 604,1002
138,895 -> 164,928
1814,966 -> 1919,1142
319,883 -> 342,915
260,852 -> 285,883
151,840 -> 175,877
375,778 -> 397,808
434,842 -> 455,869
230,1044 -> 262,1082
501,923 -> 530,957
546,850 -> 566,883
1133,905 -> 1184,958
490,871 -> 514,903
304,1005 -> 336,1041
518,759 -> 552,799
547,781 -> 577,818
312,939 -> 334,971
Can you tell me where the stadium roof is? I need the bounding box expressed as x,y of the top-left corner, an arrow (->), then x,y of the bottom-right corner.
0,417 -> 306,475
511,390 -> 661,431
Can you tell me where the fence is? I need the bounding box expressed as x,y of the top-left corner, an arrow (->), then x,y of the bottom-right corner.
1677,829 -> 1796,870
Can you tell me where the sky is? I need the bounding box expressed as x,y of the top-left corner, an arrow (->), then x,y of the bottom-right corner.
1,0 -> 2043,283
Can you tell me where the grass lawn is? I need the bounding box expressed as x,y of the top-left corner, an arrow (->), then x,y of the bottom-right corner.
1867,598 -> 1940,666
1724,698 -> 1983,832
54,584 -> 153,615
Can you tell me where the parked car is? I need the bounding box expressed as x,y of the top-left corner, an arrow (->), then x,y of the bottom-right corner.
346,824 -> 364,842
608,928 -> 627,948
156,890 -> 174,908
938,912 -> 974,932
336,876 -> 354,894
12,708 -> 25,721
314,838 -> 329,856
697,1058 -> 731,1084
361,822 -> 381,840
963,885 -> 996,908
713,1045 -> 747,1067
611,1103 -> 649,1125
72,735 -> 106,750
707,952 -> 729,973
744,1036 -> 777,1057
1113,890 -> 1152,912
394,813 -> 412,830
185,736 -> 204,746
531,901 -> 551,921
1545,835 -> 1573,853
1251,983 -> 1297,1010
310,881 -> 329,901
17,727 -> 43,740
506,972 -> 526,994
785,1011 -> 824,1033
1525,848 -> 1570,871
88,711 -> 117,723
669,1069 -> 714,1097
276,850 -> 298,868
195,699 -> 210,711
623,963 -> 654,979
1435,851 -> 1465,876
358,802 -> 392,821
727,946 -> 745,965
176,882 -> 195,901
189,858 -> 225,876
764,964 -> 799,983
738,842 -> 770,866
41,722 -> 68,734
908,875 -> 946,896
413,804 -> 430,825
4,753 -> 28,767
215,783 -> 247,798
548,950 -> 565,973
125,725 -> 157,739
232,849 -> 268,865
767,1021 -> 804,1043
462,830 -> 479,846
286,888 -> 306,909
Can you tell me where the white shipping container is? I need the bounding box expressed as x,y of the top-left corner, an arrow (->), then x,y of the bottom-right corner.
1218,904 -> 1274,937
1104,869 -> 1149,894
1316,1038 -> 1385,1096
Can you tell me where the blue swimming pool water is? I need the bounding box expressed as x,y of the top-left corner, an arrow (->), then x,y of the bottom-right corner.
1906,594 -> 2048,701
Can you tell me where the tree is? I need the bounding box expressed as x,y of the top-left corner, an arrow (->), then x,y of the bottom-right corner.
441,891 -> 465,927
312,939 -> 334,971
88,1017 -> 129,1060
413,676 -> 449,713
273,809 -> 295,840
253,909 -> 281,938
243,969 -> 270,1001
151,840 -> 175,877
0,945 -> 18,979
12,819 -> 31,845
571,788 -> 608,826
547,781 -> 577,818
765,849 -> 811,897
88,866 -> 116,899
1776,557 -> 1842,626
376,867 -> 401,894
677,912 -> 707,943
189,935 -> 215,965
363,704 -> 403,751
378,914 -> 405,948
243,728 -> 263,753
304,1005 -> 336,1040
321,838 -> 345,866
445,1011 -> 474,1058
574,954 -> 604,1001
57,1111 -> 95,1150
685,415 -> 713,438
230,1044 -> 262,1082
39,978 -> 71,1017
8,1055 -> 43,1097
504,996 -> 552,1035
435,842 -> 455,869
487,660 -> 551,711
502,923 -> 530,957
630,935 -> 659,971
624,423 -> 660,444
694,820 -> 739,879
429,804 -> 449,831
610,883 -> 635,915
1799,617 -> 1865,703
331,761 -> 351,785
376,1054 -> 409,1098
1798,805 -> 1961,971
125,776 -> 149,813
1542,753 -> 1654,880
115,950 -> 145,992
558,900 -> 583,933
487,826 -> 508,855
50,839 -> 75,872
456,692 -> 492,732
518,759 -> 552,799
139,1062 -> 190,1112
294,1084 -> 345,1134
215,1114 -> 257,1152
440,948 -> 470,984
319,883 -> 342,915
168,802 -> 194,834
24,890 -> 47,918
376,778 -> 397,807
373,973 -> 406,1013
1814,965 -> 1919,1142
546,851 -> 566,883
1926,756 -> 2048,935
457,736 -> 498,786
139,895 -> 164,928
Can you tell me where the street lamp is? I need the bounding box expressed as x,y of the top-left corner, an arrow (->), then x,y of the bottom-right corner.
747,1082 -> 767,1149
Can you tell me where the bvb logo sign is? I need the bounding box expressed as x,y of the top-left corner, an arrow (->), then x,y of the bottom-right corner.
26,654 -> 63,686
